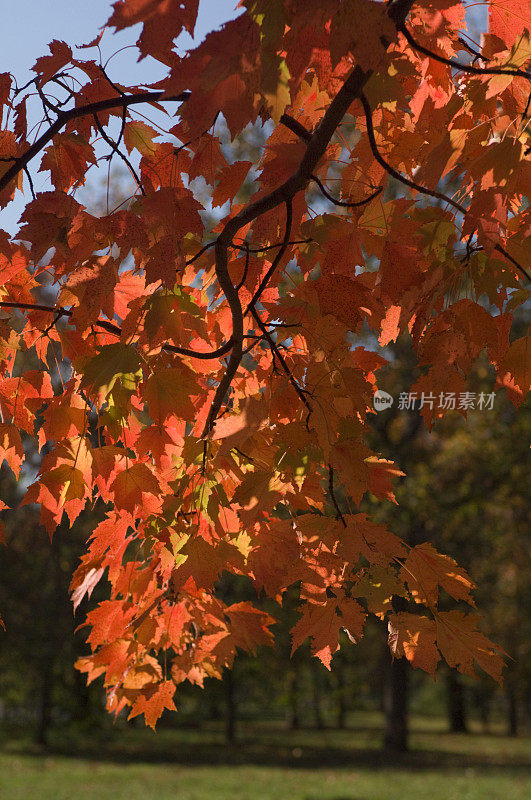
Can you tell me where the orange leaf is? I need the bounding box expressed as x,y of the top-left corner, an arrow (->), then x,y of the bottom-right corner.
0,422 -> 24,479
388,612 -> 440,676
400,543 -> 476,607
111,463 -> 161,515
128,680 -> 177,730
436,611 -> 506,683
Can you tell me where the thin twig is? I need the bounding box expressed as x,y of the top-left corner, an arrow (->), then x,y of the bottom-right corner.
251,308 -> 312,412
247,199 -> 294,311
0,300 -> 234,360
328,464 -> 347,527
358,91 -> 466,214
311,173 -> 382,208
399,24 -> 530,81
0,89 -> 191,194
93,111 -> 145,194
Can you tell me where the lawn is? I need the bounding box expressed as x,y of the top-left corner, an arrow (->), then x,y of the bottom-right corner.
0,715 -> 529,800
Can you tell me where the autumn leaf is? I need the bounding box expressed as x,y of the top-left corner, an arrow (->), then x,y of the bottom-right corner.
81,343 -> 143,398
128,680 -> 177,730
400,543 -> 476,607
32,40 -> 72,84
292,594 -> 366,669
111,463 -> 161,515
330,0 -> 396,71
0,422 -> 24,479
108,0 -> 199,60
436,611 -> 506,683
71,566 -> 106,614
224,602 -> 276,651
212,160 -> 252,208
144,366 -> 198,424
388,612 -> 440,676
123,121 -> 159,156
499,337 -> 530,395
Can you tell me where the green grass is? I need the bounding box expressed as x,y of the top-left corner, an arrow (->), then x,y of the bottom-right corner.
0,715 -> 529,800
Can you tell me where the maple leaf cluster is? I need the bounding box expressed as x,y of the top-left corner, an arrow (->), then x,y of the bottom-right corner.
0,0 -> 529,727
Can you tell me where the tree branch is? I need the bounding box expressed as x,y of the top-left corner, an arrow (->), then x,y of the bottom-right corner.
200,0 -> 416,437
328,464 -> 347,527
279,113 -> 312,142
358,91 -> 466,214
494,243 -> 531,283
310,174 -> 382,208
250,308 -> 312,413
0,90 -> 191,194
0,300 -> 233,360
399,24 -> 530,81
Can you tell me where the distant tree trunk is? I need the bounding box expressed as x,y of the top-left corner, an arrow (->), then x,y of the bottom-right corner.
335,658 -> 348,729
506,685 -> 518,737
310,661 -> 325,729
224,667 -> 236,743
446,672 -> 468,733
36,663 -> 53,746
383,652 -> 409,752
476,689 -> 491,733
35,532 -> 62,746
286,666 -> 300,730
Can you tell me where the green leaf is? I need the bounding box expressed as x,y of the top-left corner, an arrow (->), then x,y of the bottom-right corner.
81,343 -> 142,398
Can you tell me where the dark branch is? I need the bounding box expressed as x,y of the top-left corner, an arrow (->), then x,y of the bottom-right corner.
0,89 -> 191,194
279,113 -> 312,142
0,300 -> 234,360
494,243 -> 531,283
328,464 -> 347,527
310,174 -> 382,208
230,238 -> 313,254
235,242 -> 250,292
23,167 -> 36,200
178,0 -> 418,437
185,240 -> 216,266
358,91 -> 466,214
399,24 -> 530,81
251,308 -> 312,413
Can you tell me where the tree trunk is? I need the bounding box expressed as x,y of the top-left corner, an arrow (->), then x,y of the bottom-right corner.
224,667 -> 236,743
35,532 -> 62,746
36,663 -> 53,746
383,652 -> 409,752
476,689 -> 491,734
446,671 -> 468,733
506,685 -> 518,737
310,661 -> 325,729
286,666 -> 300,730
335,658 -> 348,729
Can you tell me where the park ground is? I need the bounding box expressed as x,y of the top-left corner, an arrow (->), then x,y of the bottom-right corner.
0,713 -> 529,800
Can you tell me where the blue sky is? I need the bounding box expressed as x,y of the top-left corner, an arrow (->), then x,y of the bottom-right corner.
0,1 -> 240,81
1,0 -> 240,232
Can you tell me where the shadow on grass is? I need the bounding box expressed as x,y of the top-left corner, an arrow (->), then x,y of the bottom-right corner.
3,725 -> 530,775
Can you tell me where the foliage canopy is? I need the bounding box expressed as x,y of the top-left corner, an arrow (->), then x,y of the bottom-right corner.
0,0 -> 529,728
